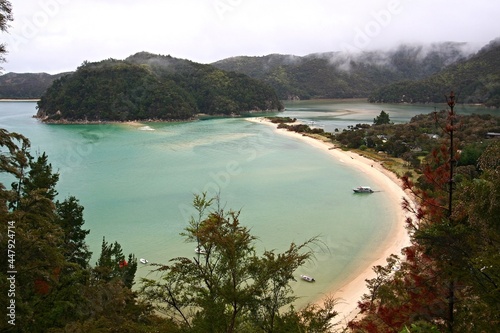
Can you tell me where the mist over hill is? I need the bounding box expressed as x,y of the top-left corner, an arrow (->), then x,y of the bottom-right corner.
212,42 -> 475,100
3,40 -> 499,108
368,38 -> 500,107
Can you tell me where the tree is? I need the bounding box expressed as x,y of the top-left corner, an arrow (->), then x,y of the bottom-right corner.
93,237 -> 137,289
1,129 -> 68,332
55,196 -> 92,268
141,194 -> 336,332
0,0 -> 13,67
373,110 -> 392,125
349,92 -> 500,332
1,128 -> 157,332
21,152 -> 59,201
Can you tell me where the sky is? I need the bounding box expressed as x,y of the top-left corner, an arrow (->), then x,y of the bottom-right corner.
1,0 -> 500,74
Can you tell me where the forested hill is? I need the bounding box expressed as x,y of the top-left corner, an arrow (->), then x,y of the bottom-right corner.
368,39 -> 500,107
211,42 -> 473,100
0,72 -> 68,99
36,52 -> 283,122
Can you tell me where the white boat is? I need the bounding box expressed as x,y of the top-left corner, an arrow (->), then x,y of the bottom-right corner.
353,186 -> 374,193
300,274 -> 315,282
139,258 -> 148,264
195,246 -> 207,255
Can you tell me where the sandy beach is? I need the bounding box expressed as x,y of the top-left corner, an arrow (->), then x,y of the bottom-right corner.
247,117 -> 413,326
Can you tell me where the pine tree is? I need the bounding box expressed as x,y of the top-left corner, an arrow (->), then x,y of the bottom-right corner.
373,110 -> 392,125
55,196 -> 92,268
93,237 -> 137,289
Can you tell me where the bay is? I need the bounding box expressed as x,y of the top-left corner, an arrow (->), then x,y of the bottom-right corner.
0,100 -> 492,307
282,99 -> 495,131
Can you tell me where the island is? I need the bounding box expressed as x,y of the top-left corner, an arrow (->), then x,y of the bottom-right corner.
35,52 -> 284,123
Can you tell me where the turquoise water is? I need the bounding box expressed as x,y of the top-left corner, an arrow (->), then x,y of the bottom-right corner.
282,99 -> 496,132
0,100 -> 492,306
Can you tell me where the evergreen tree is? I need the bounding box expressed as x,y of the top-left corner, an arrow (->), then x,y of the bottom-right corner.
373,110 -> 392,125
1,128 -> 148,332
22,152 -> 59,201
55,196 -> 92,268
348,93 -> 500,332
93,237 -> 137,289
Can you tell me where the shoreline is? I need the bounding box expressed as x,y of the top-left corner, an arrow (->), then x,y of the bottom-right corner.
0,98 -> 41,102
246,117 -> 413,325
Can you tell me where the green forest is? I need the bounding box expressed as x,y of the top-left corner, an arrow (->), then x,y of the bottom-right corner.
342,102 -> 500,332
212,43 -> 472,100
35,53 -> 284,122
368,40 -> 500,107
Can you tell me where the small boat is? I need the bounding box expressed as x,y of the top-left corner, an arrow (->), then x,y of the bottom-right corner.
195,246 -> 207,255
300,274 -> 315,282
392,263 -> 401,272
353,186 -> 374,193
139,258 -> 148,264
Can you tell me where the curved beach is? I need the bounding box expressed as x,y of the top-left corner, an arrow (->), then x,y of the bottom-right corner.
247,117 -> 413,325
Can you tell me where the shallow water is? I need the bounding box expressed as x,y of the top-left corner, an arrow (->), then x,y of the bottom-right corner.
0,100 -> 492,306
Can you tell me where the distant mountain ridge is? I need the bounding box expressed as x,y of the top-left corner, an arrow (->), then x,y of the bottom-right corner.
0,72 -> 68,99
368,39 -> 500,107
2,40 -> 499,108
212,42 -> 474,99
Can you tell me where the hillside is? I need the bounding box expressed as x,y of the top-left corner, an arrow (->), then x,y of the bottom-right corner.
368,39 -> 500,107
0,72 -> 68,99
4,41 -> 497,106
212,42 -> 472,99
36,53 -> 283,122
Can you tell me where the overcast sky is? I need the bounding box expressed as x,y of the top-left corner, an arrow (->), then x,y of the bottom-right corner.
2,0 -> 499,74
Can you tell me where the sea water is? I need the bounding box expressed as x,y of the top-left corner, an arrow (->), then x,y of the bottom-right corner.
0,100 -> 492,306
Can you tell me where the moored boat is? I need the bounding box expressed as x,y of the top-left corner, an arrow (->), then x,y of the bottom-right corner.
300,274 -> 315,282
140,258 -> 148,264
353,186 -> 374,193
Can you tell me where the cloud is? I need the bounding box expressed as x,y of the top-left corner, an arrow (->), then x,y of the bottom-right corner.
2,0 -> 499,73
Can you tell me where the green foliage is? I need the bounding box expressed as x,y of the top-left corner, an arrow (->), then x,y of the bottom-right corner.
141,193 -> 336,332
0,72 -> 68,98
273,119 -> 329,139
373,110 -> 392,125
93,237 -> 137,289
21,152 -> 59,201
4,42 -> 477,100
2,128 -> 340,332
369,39 -> 500,106
348,108 -> 500,332
335,111 -> 500,161
37,60 -> 197,121
213,43 -> 471,100
266,116 -> 297,124
55,196 -> 91,268
0,0 -> 13,66
0,128 -> 152,332
36,53 -> 283,122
